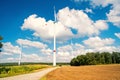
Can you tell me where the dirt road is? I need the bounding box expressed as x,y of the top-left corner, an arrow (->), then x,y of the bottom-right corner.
0,67 -> 57,80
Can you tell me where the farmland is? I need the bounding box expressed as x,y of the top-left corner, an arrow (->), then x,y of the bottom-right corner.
43,64 -> 120,80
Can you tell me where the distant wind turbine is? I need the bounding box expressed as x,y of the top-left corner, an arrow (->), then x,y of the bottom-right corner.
18,45 -> 22,66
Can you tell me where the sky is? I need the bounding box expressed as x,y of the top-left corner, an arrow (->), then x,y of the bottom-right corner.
0,0 -> 120,63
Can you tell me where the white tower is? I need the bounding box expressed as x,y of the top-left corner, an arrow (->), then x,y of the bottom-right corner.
53,7 -> 56,66
18,45 -> 22,66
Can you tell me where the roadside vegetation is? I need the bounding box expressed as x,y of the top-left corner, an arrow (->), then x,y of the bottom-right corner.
0,64 -> 50,78
70,52 -> 120,66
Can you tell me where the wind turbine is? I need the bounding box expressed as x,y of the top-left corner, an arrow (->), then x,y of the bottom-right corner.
53,6 -> 57,66
18,44 -> 22,66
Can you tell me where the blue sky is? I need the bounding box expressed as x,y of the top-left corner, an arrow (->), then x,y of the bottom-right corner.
0,0 -> 120,63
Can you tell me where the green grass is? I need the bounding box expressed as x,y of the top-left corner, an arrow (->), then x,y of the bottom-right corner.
0,64 -> 50,78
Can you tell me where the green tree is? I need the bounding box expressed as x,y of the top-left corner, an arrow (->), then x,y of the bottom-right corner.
102,52 -> 112,64
112,52 -> 120,63
94,52 -> 101,64
77,55 -> 88,65
86,53 -> 97,65
112,52 -> 117,63
100,53 -> 105,64
70,52 -> 120,66
70,58 -> 79,66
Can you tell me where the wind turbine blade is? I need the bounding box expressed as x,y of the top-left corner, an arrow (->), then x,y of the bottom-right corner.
54,6 -> 57,22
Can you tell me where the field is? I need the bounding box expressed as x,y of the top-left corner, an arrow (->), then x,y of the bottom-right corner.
43,64 -> 120,80
0,64 -> 50,78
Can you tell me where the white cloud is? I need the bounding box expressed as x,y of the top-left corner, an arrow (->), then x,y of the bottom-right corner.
107,5 -> 120,27
16,39 -> 47,49
57,7 -> 108,37
115,33 -> 120,39
57,43 -> 85,62
0,53 -> 42,63
57,43 -> 84,52
95,46 -> 119,53
21,7 -> 108,42
7,57 -> 14,60
58,45 -> 72,52
82,36 -> 120,53
90,0 -> 120,27
94,20 -> 108,30
2,42 -> 21,54
41,48 -> 52,55
22,53 -> 41,62
1,57 -> 19,63
0,52 -> 13,55
90,0 -> 114,7
56,37 -> 119,62
21,14 -> 74,42
84,8 -> 93,13
83,36 -> 115,48
58,52 -> 70,56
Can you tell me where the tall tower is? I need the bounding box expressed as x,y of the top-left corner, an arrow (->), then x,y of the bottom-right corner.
18,45 -> 22,66
53,6 -> 56,66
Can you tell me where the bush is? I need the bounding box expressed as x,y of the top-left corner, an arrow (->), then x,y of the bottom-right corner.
0,67 -> 11,74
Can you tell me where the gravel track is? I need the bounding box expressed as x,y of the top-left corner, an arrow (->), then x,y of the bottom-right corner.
0,67 -> 57,80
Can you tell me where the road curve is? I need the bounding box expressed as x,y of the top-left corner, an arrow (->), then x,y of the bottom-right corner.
0,67 -> 57,80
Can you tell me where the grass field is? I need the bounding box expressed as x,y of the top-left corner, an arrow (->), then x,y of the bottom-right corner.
0,64 -> 50,78
42,64 -> 120,80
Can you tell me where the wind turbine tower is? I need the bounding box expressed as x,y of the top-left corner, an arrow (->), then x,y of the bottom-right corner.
18,45 -> 22,66
53,6 -> 57,66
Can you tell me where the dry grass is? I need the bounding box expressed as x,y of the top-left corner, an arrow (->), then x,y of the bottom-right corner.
45,64 -> 120,80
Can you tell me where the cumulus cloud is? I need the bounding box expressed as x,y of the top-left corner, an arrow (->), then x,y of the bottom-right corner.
57,43 -> 85,61
41,48 -> 52,55
115,33 -> 120,39
0,53 -> 42,63
94,20 -> 108,30
83,36 -> 115,48
57,7 -> 108,37
95,46 -> 119,53
16,39 -> 47,49
55,40 -> 119,62
84,8 -> 93,13
58,45 -> 72,52
21,7 -> 108,42
89,0 -> 120,27
82,36 -> 120,53
22,53 -> 41,62
2,42 -> 21,54
21,14 -> 74,42
90,0 -> 114,7
7,58 -> 14,61
107,5 -> 120,27
58,52 -> 70,56
16,39 -> 54,56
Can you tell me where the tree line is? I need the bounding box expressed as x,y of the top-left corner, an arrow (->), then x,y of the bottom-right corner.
70,52 -> 120,66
